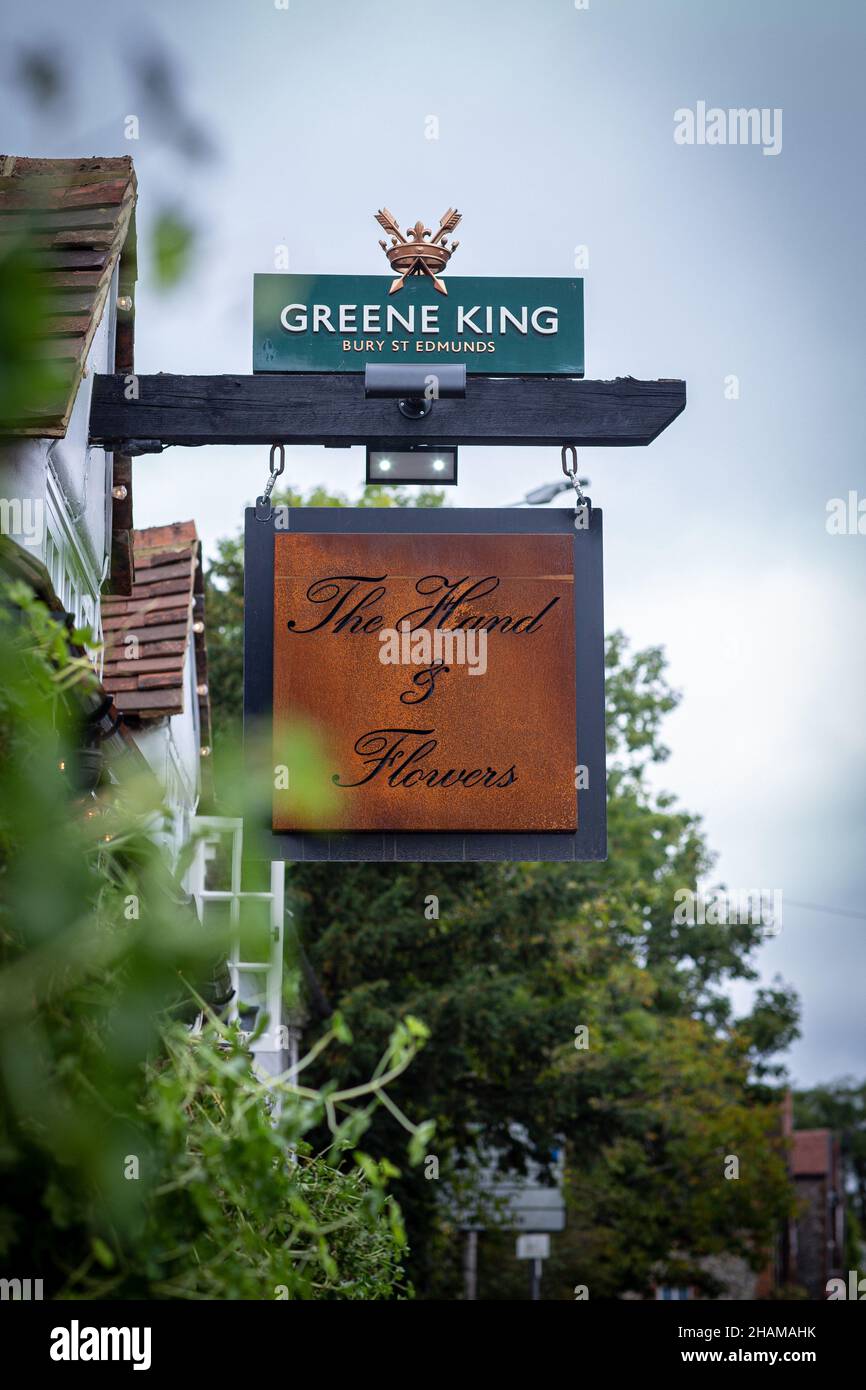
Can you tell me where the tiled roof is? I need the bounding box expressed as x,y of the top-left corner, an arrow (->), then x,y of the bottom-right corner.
101,523 -> 211,755
0,154 -> 137,436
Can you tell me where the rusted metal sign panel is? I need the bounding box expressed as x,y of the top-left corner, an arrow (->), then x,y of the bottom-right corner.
244,507 -> 605,863
272,532 -> 576,833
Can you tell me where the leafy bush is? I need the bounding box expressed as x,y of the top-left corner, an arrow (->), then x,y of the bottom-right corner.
0,578 -> 426,1299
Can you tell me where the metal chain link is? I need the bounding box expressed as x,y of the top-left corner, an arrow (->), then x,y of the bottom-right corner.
256,442 -> 286,521
561,443 -> 586,505
561,442 -> 592,531
262,442 -> 286,505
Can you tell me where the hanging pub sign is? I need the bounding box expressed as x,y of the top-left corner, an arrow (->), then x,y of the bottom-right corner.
244,506 -> 606,862
253,208 -> 584,376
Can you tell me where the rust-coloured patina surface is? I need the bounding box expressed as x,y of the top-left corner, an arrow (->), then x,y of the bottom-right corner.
272,532 -> 576,832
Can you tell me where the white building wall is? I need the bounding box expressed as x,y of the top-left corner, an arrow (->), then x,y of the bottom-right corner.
132,644 -> 202,868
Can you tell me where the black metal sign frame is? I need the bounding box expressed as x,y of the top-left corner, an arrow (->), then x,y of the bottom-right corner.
244,505 -> 606,863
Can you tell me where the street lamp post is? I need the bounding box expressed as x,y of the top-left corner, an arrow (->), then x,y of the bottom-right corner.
505,478 -> 590,507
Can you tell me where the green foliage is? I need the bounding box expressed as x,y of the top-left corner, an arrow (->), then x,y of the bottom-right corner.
202,486 -> 805,1298
478,1010 -> 794,1301
280,628 -> 799,1296
288,724 -> 797,1296
0,240 -> 71,429
203,533 -> 245,754
151,208 -> 197,290
0,581 -> 422,1299
555,1017 -> 793,1298
844,1208 -> 863,1277
269,484 -> 446,512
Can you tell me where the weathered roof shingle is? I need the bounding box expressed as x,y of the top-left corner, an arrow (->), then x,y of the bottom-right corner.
0,154 -> 137,436
102,523 -> 211,760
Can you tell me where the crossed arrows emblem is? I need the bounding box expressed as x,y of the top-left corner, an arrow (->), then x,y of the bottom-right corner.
375,207 -> 462,295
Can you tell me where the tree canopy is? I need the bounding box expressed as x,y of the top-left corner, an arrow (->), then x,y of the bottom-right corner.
205,485 -> 803,1297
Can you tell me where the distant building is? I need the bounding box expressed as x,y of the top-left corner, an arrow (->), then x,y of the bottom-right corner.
789,1128 -> 845,1299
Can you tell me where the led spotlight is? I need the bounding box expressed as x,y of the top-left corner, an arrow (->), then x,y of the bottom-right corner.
366,444 -> 458,485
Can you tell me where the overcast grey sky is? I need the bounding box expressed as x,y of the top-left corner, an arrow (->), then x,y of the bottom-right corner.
4,0 -> 865,1086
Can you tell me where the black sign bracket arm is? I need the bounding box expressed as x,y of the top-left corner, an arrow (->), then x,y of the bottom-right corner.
88,373 -> 686,453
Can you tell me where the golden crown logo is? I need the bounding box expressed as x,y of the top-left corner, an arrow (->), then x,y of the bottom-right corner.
375,207 -> 462,295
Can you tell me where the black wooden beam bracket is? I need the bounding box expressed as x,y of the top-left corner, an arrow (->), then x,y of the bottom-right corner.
89,373 -> 686,452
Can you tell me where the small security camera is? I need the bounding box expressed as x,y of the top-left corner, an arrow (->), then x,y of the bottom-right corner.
364,364 -> 466,418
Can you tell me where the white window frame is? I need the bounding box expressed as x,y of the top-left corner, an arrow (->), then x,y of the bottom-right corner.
186,816 -> 285,1056
44,469 -> 103,671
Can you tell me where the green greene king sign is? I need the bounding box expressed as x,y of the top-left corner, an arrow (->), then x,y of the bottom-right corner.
252,274 -> 584,376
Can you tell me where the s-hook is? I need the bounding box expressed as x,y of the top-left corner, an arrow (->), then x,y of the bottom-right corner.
256,442 -> 286,521
561,443 -> 591,529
